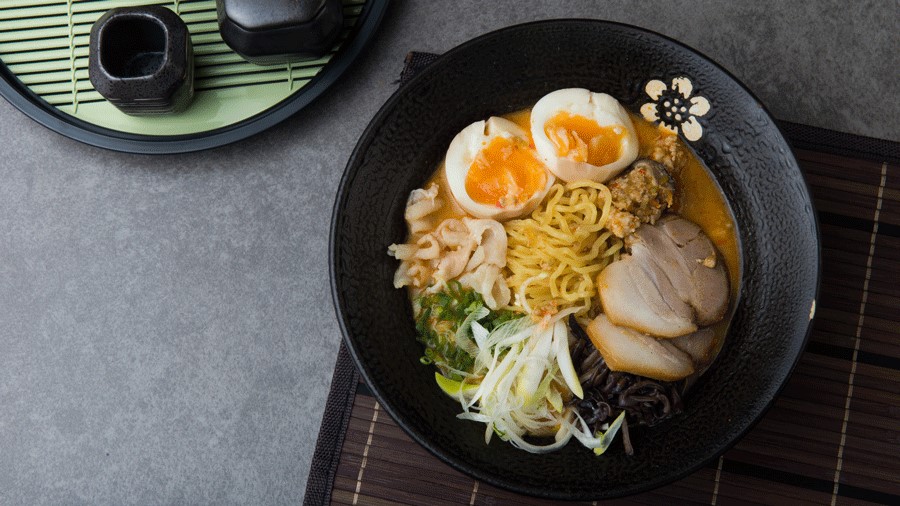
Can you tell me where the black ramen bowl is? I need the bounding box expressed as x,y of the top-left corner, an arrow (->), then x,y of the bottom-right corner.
330,20 -> 819,500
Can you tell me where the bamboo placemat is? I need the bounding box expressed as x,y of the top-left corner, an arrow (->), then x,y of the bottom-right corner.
305,53 -> 900,506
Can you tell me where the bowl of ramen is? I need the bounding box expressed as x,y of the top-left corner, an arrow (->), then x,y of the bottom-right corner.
330,20 -> 819,500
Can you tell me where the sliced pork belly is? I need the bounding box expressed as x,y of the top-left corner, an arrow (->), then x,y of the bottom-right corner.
586,314 -> 695,381
597,255 -> 697,338
607,214 -> 729,330
591,215 -> 729,381
650,215 -> 730,325
669,327 -> 717,371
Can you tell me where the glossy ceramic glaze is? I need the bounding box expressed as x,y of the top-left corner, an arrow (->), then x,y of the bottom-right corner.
330,20 -> 819,500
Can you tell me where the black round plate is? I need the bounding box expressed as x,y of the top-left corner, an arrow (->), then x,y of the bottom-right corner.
0,0 -> 389,154
331,20 -> 819,500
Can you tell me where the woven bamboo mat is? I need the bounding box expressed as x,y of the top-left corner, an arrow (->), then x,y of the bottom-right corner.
305,53 -> 900,506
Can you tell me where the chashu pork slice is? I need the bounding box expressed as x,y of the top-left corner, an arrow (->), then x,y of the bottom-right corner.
669,327 -> 717,371
650,215 -> 730,325
586,314 -> 695,381
597,253 -> 697,338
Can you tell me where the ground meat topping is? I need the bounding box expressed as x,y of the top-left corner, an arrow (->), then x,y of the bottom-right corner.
607,159 -> 675,238
650,134 -> 687,171
607,208 -> 642,239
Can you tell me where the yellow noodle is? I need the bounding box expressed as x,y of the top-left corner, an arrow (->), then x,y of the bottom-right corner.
504,181 -> 622,317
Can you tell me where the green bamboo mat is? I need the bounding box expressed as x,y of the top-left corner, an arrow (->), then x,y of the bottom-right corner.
305,54 -> 900,506
0,0 -> 366,135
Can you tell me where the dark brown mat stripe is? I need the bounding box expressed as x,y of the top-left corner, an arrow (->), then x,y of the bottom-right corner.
304,53 -> 900,506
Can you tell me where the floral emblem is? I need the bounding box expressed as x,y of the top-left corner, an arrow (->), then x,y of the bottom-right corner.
640,77 -> 710,141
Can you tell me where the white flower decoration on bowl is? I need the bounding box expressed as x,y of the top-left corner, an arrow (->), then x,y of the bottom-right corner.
640,77 -> 710,141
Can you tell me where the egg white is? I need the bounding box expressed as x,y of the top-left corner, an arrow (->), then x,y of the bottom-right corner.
530,88 -> 639,183
445,116 -> 554,221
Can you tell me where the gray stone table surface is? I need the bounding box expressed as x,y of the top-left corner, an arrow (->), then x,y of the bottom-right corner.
0,1 -> 897,504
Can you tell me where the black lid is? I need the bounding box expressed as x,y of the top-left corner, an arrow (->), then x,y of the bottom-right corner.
216,0 -> 344,65
220,0 -> 327,29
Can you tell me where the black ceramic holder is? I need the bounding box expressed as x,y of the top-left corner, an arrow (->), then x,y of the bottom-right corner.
89,6 -> 194,115
216,0 -> 344,65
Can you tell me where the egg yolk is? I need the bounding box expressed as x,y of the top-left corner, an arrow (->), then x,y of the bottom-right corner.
465,136 -> 547,208
545,113 -> 625,166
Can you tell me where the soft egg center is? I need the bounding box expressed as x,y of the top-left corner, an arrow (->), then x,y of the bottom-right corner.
544,112 -> 625,167
465,136 -> 547,208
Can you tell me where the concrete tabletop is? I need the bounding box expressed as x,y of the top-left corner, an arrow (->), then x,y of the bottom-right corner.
1,1 -> 897,504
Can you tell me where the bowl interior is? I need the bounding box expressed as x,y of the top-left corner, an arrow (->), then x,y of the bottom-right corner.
331,20 -> 818,500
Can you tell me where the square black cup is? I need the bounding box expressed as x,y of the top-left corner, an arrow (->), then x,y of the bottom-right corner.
89,6 -> 194,115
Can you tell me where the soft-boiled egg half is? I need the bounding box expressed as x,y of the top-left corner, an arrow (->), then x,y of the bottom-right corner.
531,88 -> 639,183
445,116 -> 554,221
